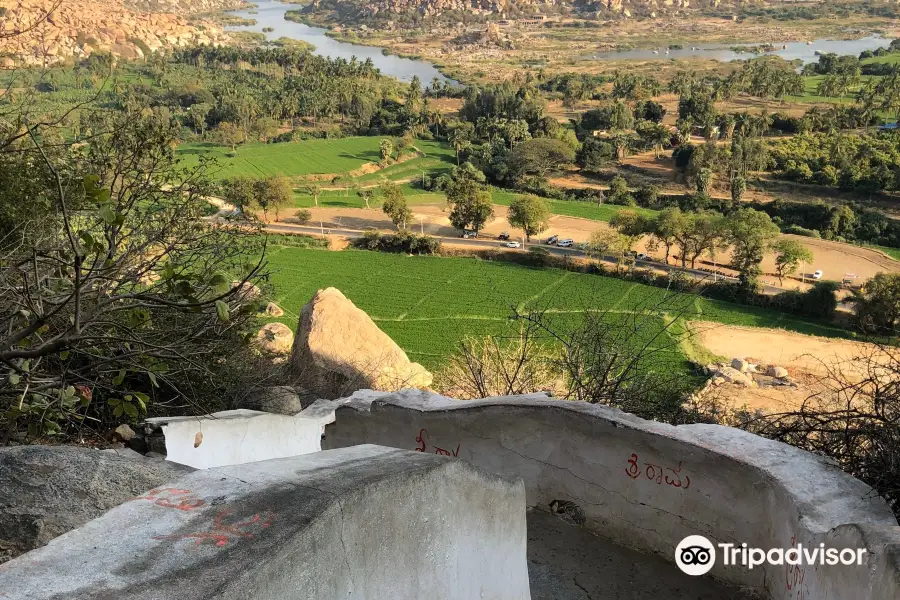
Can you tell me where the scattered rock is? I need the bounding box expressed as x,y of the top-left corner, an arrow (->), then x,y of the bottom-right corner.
256,323 -> 294,355
715,366 -> 752,386
112,424 -> 135,442
731,358 -> 751,373
241,386 -> 306,414
289,287 -> 433,398
766,365 -> 789,379
265,302 -> 285,317
0,446 -> 191,563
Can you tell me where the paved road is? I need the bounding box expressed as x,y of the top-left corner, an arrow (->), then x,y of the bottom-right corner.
263,222 -> 790,292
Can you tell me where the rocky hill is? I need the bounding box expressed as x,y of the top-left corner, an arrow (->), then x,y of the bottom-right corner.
0,0 -> 244,66
308,0 -> 705,20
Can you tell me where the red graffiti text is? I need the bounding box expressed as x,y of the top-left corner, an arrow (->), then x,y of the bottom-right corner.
415,428 -> 460,457
625,453 -> 691,489
785,534 -> 806,600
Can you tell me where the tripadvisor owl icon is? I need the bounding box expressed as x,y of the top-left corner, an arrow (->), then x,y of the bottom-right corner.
675,535 -> 716,576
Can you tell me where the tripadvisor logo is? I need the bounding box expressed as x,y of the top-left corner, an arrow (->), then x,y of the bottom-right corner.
676,536 -> 716,576
674,535 -> 868,576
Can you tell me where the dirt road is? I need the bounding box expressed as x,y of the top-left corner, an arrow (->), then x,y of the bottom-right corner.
283,204 -> 899,288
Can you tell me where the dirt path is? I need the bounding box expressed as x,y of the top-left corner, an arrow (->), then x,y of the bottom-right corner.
691,321 -> 890,413
694,322 -> 876,376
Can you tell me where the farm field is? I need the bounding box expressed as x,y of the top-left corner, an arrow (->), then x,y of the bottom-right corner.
263,246 -> 853,371
177,138 -> 455,180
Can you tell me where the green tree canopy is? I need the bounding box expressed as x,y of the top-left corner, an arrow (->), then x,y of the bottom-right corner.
772,239 -> 814,285
380,180 -> 411,230
446,179 -> 494,234
507,195 -> 551,242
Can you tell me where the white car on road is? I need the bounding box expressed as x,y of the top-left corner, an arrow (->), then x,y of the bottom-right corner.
812,270 -> 823,279
503,241 -> 521,248
556,238 -> 574,247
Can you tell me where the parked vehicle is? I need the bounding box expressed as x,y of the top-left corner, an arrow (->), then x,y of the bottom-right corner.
556,238 -> 574,247
462,230 -> 478,239
545,235 -> 559,245
636,253 -> 650,261
498,231 -> 511,240
812,269 -> 823,279
503,241 -> 521,248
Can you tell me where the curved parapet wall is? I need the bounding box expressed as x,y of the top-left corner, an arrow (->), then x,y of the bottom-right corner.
321,390 -> 900,600
0,445 -> 530,600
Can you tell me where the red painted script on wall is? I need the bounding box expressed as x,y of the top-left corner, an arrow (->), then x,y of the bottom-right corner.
625,453 -> 691,489
415,428 -> 460,457
785,534 -> 807,600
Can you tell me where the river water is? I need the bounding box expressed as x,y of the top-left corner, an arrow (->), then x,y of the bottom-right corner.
587,35 -> 889,64
226,3 -> 890,81
225,1 -> 455,84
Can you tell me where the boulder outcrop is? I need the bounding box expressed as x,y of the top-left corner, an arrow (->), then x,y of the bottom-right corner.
0,0 -> 235,65
0,445 -> 190,563
289,287 -> 432,398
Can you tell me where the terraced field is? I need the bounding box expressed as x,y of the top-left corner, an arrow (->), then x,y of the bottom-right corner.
264,246 -> 851,371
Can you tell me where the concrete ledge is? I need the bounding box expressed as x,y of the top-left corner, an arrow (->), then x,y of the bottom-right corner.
0,445 -> 530,600
146,408 -> 332,469
320,389 -> 900,600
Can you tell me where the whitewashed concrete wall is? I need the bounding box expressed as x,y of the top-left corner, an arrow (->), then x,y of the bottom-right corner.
148,409 -> 331,470
319,390 -> 900,600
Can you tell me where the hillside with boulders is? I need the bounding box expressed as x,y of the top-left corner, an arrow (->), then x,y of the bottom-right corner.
0,0 -> 244,65
303,0 -> 724,23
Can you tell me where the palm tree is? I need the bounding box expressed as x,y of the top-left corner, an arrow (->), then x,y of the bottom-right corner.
449,128 -> 470,165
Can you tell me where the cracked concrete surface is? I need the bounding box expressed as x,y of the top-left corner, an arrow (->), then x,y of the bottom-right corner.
527,511 -> 760,600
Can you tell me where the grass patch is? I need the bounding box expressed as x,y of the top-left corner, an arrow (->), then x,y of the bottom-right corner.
176,138 -> 456,181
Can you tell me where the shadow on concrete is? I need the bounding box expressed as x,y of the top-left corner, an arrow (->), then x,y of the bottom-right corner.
527,511 -> 761,600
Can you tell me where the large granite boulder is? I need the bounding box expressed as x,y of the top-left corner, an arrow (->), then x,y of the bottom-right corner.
289,288 -> 432,398
0,446 -> 191,563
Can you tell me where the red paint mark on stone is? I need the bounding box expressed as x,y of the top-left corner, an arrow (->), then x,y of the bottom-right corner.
414,428 -> 460,457
625,453 -> 691,489
153,509 -> 276,548
785,534 -> 807,600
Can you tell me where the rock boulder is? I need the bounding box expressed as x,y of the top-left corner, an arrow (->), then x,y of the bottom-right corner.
766,365 -> 789,379
256,322 -> 294,355
289,287 -> 432,398
0,446 -> 190,563
241,385 -> 307,414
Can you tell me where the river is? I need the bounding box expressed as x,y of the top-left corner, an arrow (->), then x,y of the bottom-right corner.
225,1 -> 455,84
226,4 -> 890,82
587,35 -> 889,64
